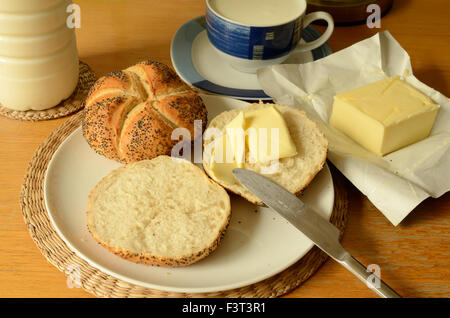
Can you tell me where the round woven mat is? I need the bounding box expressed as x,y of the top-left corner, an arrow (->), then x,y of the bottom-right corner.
0,61 -> 97,121
20,111 -> 348,298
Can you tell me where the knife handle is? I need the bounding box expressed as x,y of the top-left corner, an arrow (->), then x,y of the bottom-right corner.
339,254 -> 401,298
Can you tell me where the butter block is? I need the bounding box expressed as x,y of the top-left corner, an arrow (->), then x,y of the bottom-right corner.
330,76 -> 440,156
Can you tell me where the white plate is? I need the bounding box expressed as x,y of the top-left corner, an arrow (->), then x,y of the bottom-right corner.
43,94 -> 334,293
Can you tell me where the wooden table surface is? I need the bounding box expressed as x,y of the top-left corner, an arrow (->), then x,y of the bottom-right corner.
0,0 -> 449,298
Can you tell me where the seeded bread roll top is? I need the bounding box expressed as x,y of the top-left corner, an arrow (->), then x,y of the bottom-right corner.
82,60 -> 208,163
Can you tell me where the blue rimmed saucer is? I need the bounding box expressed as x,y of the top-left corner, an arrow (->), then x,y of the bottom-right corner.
170,16 -> 332,100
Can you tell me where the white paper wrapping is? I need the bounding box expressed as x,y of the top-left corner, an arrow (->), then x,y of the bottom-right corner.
257,31 -> 450,226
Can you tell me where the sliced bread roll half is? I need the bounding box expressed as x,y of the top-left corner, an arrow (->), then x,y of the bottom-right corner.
87,156 -> 231,267
203,103 -> 328,205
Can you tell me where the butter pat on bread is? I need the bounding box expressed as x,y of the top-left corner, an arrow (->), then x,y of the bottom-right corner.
203,103 -> 328,206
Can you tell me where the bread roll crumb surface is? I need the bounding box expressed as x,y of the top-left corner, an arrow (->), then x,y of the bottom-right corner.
87,156 -> 231,267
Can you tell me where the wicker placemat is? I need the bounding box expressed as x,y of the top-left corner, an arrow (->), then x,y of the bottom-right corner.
0,61 -> 97,121
20,111 -> 348,298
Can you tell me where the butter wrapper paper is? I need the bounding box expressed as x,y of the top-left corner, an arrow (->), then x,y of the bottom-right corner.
257,31 -> 450,226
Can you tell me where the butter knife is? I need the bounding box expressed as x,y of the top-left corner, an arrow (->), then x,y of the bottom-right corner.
232,168 -> 401,298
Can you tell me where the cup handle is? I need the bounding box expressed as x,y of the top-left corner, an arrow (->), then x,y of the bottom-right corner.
293,11 -> 334,53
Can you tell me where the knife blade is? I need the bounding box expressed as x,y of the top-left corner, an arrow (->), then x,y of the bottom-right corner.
232,168 -> 401,298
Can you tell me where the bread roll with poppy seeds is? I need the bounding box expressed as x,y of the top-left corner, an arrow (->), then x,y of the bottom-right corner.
82,60 -> 207,163
87,156 -> 231,266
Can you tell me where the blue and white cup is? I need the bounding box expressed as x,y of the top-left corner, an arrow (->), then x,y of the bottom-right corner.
206,0 -> 334,73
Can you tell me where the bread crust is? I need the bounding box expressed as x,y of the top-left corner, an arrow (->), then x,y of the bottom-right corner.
87,213 -> 231,267
156,91 -> 208,138
82,61 -> 207,163
118,102 -> 177,163
82,95 -> 140,162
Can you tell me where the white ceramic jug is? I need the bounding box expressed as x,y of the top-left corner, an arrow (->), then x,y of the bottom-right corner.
0,0 -> 79,111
